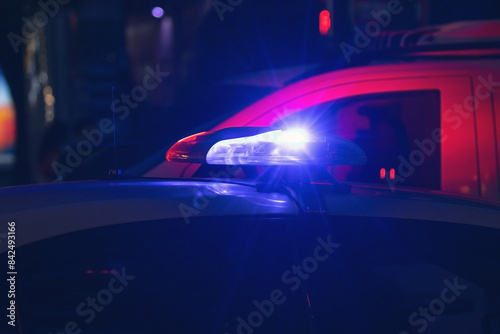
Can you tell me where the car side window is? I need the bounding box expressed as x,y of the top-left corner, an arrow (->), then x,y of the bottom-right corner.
274,90 -> 442,189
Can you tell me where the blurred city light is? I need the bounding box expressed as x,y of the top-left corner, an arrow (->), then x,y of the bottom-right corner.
152,7 -> 164,18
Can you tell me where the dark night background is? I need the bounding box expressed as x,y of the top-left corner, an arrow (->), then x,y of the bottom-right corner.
0,0 -> 499,186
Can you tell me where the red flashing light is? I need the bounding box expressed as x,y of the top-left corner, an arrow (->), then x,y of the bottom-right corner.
390,169 -> 395,180
166,131 -> 210,162
319,10 -> 331,35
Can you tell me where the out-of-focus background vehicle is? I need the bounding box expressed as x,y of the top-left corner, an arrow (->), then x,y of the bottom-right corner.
140,21 -> 500,202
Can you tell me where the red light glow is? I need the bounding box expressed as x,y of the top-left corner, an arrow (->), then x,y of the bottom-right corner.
319,10 -> 331,35
166,131 -> 210,162
380,168 -> 386,180
390,169 -> 395,180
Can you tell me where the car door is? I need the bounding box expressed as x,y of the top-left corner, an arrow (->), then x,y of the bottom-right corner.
472,65 -> 500,201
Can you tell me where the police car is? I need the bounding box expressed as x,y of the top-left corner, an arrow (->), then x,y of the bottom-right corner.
1,127 -> 500,334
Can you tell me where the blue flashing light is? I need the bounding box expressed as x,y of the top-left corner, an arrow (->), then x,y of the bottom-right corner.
206,129 -> 366,166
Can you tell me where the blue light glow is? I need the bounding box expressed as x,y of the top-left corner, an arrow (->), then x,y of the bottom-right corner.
206,129 -> 308,165
277,129 -> 309,145
206,129 -> 367,166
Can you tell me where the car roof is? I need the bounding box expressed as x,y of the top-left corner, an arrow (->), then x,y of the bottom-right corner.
1,179 -> 499,251
211,56 -> 500,131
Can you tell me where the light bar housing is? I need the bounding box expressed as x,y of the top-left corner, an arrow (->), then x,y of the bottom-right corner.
166,127 -> 367,167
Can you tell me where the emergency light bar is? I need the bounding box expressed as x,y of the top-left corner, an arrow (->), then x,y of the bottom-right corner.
166,127 -> 366,166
